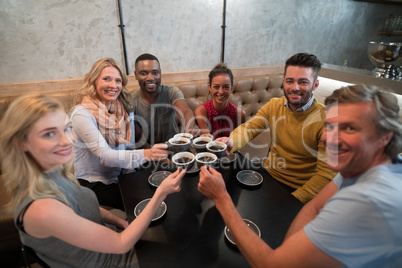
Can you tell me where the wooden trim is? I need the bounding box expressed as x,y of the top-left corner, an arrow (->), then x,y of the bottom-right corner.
378,31 -> 402,35
0,78 -> 84,97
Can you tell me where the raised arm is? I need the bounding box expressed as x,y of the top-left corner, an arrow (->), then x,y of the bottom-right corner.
134,124 -> 152,149
174,99 -> 200,136
198,167 -> 342,267
229,103 -> 270,153
71,107 -> 168,169
237,107 -> 246,125
71,106 -> 146,169
23,169 -> 185,254
194,105 -> 212,136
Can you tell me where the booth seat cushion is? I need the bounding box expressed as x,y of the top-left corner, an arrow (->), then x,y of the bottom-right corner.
231,75 -> 283,118
177,81 -> 209,111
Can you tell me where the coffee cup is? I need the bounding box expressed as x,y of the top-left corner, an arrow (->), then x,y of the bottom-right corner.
193,136 -> 212,152
167,137 -> 191,152
195,152 -> 217,167
172,152 -> 195,170
206,141 -> 227,158
174,133 -> 193,143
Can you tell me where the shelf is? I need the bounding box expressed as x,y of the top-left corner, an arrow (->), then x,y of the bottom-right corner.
378,31 -> 402,35
355,0 -> 402,4
321,63 -> 402,95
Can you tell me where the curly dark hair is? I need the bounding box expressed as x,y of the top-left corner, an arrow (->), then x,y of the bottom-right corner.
208,63 -> 234,86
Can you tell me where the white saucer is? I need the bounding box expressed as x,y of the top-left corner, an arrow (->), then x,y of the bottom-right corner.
236,170 -> 263,186
224,219 -> 261,245
134,198 -> 167,221
148,171 -> 172,187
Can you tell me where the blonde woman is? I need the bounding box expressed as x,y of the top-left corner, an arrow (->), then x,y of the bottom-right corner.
71,58 -> 170,210
0,93 -> 184,267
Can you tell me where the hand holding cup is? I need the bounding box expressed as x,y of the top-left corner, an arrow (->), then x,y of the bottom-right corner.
215,137 -> 233,156
145,143 -> 171,161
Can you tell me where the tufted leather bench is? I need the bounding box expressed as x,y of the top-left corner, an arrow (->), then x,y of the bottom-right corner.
0,75 -> 284,175
0,73 -> 284,172
177,75 -> 283,118
174,75 -> 283,126
0,74 -> 284,125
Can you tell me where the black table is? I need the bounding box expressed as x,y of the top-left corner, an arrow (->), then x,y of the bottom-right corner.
118,153 -> 303,268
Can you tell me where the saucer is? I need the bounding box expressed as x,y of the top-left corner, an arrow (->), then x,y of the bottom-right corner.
148,171 -> 172,187
236,170 -> 263,186
224,219 -> 261,245
134,198 -> 167,221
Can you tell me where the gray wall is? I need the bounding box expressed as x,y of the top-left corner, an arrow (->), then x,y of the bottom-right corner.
1,0 -> 401,83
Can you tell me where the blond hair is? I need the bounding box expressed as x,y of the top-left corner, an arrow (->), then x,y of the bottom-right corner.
0,93 -> 78,213
72,58 -> 132,113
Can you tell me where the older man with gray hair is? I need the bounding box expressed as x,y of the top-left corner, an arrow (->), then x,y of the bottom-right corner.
198,84 -> 402,267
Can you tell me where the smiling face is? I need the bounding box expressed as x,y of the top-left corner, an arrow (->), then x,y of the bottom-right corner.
23,109 -> 74,172
283,66 -> 319,111
134,60 -> 162,95
323,102 -> 392,178
209,74 -> 233,107
95,66 -> 123,106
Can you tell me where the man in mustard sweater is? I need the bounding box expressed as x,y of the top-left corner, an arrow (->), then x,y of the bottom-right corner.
217,53 -> 337,203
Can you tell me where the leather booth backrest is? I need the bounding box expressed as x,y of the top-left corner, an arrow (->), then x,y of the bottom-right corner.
0,74 -> 283,175
0,73 -> 283,172
176,74 -> 284,120
0,74 -> 284,122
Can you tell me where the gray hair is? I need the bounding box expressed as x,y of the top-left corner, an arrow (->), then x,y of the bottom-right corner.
325,84 -> 401,162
